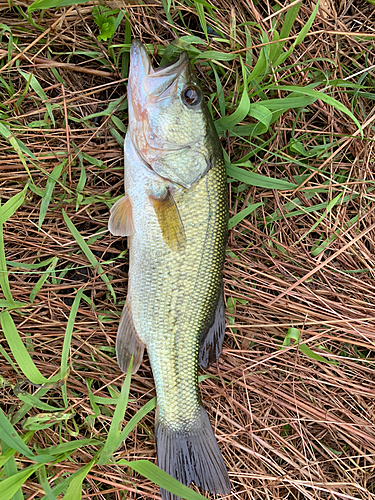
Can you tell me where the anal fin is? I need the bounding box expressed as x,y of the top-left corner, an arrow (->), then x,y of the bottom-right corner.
116,300 -> 144,374
150,188 -> 186,251
199,291 -> 226,369
108,194 -> 135,237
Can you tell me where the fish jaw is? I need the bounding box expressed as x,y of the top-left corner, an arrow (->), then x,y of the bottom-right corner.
127,41 -> 209,188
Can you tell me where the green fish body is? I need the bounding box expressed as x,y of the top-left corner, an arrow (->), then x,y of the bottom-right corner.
109,40 -> 231,500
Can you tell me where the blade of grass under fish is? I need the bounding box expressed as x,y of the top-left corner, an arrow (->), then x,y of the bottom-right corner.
29,257 -> 58,302
62,210 -> 116,302
2,464 -> 43,500
227,163 -> 297,189
38,162 -> 65,229
116,459 -> 207,500
0,311 -> 59,385
61,459 -> 95,500
117,396 -> 156,446
0,409 -> 35,459
61,288 -> 84,406
97,358 -> 132,465
228,202 -> 264,229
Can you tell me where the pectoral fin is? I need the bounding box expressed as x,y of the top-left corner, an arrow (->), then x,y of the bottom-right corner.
150,189 -> 186,251
116,300 -> 145,374
108,195 -> 135,236
199,292 -> 226,369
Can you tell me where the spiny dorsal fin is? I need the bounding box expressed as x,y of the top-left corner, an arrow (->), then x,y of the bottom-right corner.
150,188 -> 186,251
199,291 -> 226,369
108,195 -> 135,237
116,300 -> 145,374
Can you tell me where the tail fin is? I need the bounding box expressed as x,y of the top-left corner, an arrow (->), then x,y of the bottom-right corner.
155,405 -> 231,500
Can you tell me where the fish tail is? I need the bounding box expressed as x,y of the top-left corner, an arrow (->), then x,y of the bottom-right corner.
155,405 -> 231,500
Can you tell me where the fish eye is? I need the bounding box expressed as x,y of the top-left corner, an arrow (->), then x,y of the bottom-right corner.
181,85 -> 202,107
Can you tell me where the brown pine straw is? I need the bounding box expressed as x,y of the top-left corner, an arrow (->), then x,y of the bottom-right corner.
2,0 -> 375,499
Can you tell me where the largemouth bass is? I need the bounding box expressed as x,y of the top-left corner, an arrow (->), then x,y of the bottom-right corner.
109,40 -> 231,500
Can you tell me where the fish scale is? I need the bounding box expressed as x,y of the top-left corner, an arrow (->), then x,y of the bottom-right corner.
109,40 -> 231,500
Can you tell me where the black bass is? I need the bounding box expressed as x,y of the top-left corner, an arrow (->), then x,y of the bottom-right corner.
109,40 -> 231,500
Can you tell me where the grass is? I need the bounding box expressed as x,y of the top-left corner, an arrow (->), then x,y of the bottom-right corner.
1,0 -> 375,498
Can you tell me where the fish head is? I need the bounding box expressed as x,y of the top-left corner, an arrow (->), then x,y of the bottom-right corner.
128,40 -> 219,189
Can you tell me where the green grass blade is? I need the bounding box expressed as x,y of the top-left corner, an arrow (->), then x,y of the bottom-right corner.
38,162 -> 65,229
296,192 -> 343,244
37,439 -> 100,458
275,0 -> 319,66
62,210 -> 116,302
2,441 -> 24,500
228,202 -> 264,229
194,2 -> 208,41
1,464 -> 41,500
271,0 -> 301,64
294,0 -> 320,46
283,327 -> 336,365
276,85 -> 362,132
37,465 -> 57,500
29,257 -> 58,302
0,187 -> 28,306
0,311 -> 56,385
215,58 -> 249,134
61,460 -> 95,500
0,123 -> 32,180
0,185 -> 28,223
117,459 -> 207,500
14,392 -> 61,412
117,397 -> 156,446
18,70 -> 55,127
0,216 -> 14,307
227,163 -> 297,189
0,409 -> 35,458
97,358 -> 132,465
28,0 -> 90,12
61,288 -> 84,406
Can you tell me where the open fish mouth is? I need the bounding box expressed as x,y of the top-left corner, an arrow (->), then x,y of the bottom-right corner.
129,40 -> 190,104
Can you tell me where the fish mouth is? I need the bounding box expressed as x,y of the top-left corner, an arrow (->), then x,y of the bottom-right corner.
128,40 -> 193,166
129,40 -> 189,105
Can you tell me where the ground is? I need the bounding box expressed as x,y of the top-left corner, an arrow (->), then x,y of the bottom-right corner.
1,0 -> 375,499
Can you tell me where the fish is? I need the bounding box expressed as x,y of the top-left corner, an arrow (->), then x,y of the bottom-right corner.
108,40 -> 231,500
